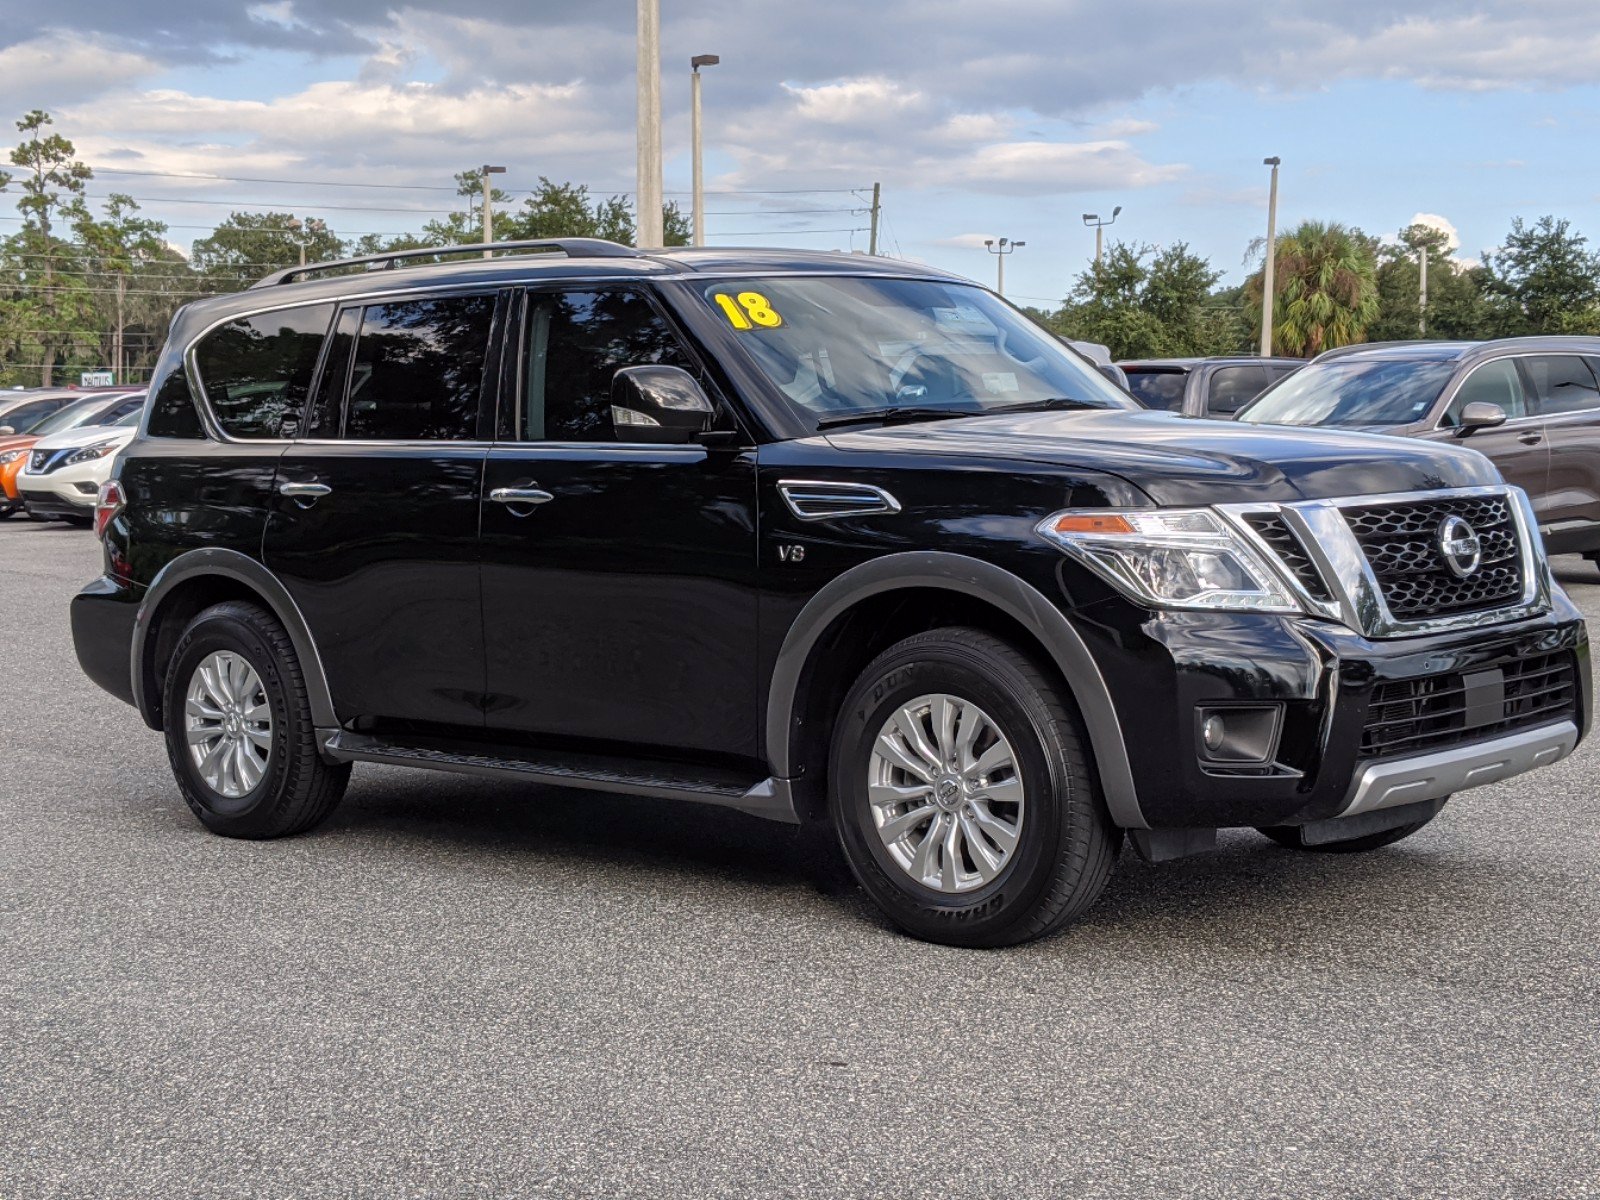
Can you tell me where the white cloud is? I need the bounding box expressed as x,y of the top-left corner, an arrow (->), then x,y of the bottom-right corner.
782,77 -> 928,124
1410,212 -> 1461,252
0,33 -> 161,112
936,233 -> 1003,249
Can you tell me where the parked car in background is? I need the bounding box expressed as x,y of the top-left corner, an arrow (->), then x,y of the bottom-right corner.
17,409 -> 142,523
1062,339 -> 1130,390
0,389 -> 88,437
1119,356 -> 1304,418
0,391 -> 145,518
1238,337 -> 1600,561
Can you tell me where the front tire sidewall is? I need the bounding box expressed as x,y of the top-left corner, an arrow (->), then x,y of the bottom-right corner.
831,644 -> 1071,945
164,610 -> 296,836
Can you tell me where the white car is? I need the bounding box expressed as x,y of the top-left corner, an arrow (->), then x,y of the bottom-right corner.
17,410 -> 141,523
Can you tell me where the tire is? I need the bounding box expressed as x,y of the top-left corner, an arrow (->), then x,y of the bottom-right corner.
829,627 -> 1119,948
162,600 -> 350,839
0,508 -> 16,520
1255,805 -> 1442,853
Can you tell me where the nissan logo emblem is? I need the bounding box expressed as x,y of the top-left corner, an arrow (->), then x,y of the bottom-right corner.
1437,515 -> 1482,578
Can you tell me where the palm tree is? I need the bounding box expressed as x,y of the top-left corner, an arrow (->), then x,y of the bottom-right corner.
1246,220 -> 1380,356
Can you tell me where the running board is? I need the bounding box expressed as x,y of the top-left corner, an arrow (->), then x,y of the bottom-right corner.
321,731 -> 800,824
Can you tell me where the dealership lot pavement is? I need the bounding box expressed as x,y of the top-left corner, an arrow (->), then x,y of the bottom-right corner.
2,518 -> 1597,1199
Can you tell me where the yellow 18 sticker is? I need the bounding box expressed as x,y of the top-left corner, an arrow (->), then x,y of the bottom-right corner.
714,291 -> 783,329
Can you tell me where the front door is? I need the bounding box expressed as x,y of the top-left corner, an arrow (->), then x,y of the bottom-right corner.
263,290 -> 502,731
1428,356 -> 1550,514
478,286 -> 760,762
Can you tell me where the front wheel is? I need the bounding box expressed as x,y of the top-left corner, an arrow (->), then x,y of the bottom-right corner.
162,600 -> 350,838
829,628 -> 1118,948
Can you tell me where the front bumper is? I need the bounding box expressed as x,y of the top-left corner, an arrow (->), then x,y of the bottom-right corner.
1072,591 -> 1590,830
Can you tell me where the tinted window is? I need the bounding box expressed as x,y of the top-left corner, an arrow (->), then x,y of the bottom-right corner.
0,399 -> 64,433
1523,354 -> 1600,416
1206,365 -> 1269,416
145,368 -> 206,439
344,294 -> 495,441
1239,359 -> 1455,427
1124,370 -> 1187,410
305,307 -> 358,438
194,304 -> 334,438
23,396 -> 112,437
101,396 -> 146,423
1441,359 -> 1527,426
517,289 -> 692,442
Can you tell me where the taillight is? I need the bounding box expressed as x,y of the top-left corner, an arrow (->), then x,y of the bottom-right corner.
94,478 -> 124,540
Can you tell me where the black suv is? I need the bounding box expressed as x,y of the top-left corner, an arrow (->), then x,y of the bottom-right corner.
71,240 -> 1590,947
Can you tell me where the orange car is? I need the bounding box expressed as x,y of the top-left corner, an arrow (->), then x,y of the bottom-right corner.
0,392 -> 144,519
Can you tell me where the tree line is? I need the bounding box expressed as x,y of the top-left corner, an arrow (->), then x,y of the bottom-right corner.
3,105 -> 1599,386
1029,214 -> 1600,359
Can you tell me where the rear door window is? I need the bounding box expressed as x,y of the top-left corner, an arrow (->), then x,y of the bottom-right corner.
343,294 -> 496,441
193,303 -> 335,438
1123,370 -> 1187,411
1522,355 -> 1600,416
1205,365 -> 1270,417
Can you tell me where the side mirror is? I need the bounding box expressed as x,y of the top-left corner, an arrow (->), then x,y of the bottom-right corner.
611,365 -> 715,445
1456,401 -> 1508,435
0,426 -> 13,436
1095,363 -> 1129,391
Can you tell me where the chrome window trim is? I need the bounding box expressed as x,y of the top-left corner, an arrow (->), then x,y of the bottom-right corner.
1217,484 -> 1551,639
1427,350 -> 1600,431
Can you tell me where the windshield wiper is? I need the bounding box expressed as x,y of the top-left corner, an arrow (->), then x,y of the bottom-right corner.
815,406 -> 983,430
984,397 -> 1099,414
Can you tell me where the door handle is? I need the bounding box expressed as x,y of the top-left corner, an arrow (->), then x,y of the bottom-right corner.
279,481 -> 332,498
1517,432 -> 1543,445
489,487 -> 555,506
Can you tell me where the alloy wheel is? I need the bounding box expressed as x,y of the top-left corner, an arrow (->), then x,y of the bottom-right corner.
184,650 -> 273,799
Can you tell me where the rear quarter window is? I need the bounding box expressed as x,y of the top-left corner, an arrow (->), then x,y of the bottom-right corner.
145,368 -> 206,439
193,304 -> 335,439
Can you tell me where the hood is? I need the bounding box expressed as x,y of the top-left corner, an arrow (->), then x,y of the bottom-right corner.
824,408 -> 1500,506
30,425 -> 137,452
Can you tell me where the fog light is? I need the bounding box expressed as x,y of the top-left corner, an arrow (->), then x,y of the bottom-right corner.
1195,705 -> 1283,765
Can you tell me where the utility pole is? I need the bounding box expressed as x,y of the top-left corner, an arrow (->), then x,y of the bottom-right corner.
690,54 -> 720,247
1418,242 -> 1429,336
1260,156 -> 1281,356
868,182 -> 882,255
984,237 -> 1024,296
636,0 -> 663,248
1082,207 -> 1121,270
481,165 -> 506,258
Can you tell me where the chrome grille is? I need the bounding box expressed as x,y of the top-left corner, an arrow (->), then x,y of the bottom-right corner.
1340,494 -> 1524,620
1242,512 -> 1332,601
29,449 -> 48,472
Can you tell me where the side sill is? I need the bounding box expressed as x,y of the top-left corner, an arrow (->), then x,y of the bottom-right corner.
320,731 -> 802,825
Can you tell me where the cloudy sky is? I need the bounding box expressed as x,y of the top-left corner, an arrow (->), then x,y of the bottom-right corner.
1,0 -> 1597,304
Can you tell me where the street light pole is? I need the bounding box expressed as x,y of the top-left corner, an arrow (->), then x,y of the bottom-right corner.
690,54 -> 720,247
636,0 -> 663,248
1081,206 -> 1121,270
1418,242 -> 1429,336
1260,157 -> 1281,356
481,165 -> 506,258
984,237 -> 1024,296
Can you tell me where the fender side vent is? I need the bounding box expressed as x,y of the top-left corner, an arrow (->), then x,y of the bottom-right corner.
778,479 -> 901,521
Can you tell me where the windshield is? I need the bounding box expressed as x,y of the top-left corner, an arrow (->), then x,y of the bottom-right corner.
1124,370 -> 1188,411
695,277 -> 1133,425
25,397 -> 114,437
1239,359 -> 1455,427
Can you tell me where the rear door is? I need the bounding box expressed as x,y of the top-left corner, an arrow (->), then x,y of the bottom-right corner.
263,289 -> 503,732
1521,353 -> 1600,547
1428,356 -> 1550,513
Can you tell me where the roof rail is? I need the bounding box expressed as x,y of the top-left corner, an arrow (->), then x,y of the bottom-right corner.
251,238 -> 641,288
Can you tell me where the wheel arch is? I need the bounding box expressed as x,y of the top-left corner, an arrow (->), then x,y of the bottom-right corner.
767,551 -> 1144,828
132,548 -> 337,735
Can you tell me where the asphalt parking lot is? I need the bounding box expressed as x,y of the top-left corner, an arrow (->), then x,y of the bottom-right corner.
2,518 -> 1597,1199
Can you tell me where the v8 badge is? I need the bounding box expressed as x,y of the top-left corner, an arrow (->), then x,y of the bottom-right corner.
777,544 -> 807,563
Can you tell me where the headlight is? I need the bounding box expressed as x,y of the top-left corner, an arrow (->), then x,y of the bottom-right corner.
0,448 -> 25,465
65,440 -> 121,465
1037,508 -> 1302,613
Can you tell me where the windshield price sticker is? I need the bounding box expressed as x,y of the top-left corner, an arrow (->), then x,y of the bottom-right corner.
714,291 -> 784,330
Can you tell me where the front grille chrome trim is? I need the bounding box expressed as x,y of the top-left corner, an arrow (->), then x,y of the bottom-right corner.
1218,485 -> 1552,639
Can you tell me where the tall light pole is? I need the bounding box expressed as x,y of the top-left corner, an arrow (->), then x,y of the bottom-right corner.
1082,206 -> 1121,270
690,54 -> 720,247
1418,241 -> 1429,336
636,0 -> 663,248
1260,156 -> 1281,356
481,165 -> 506,258
984,237 -> 1024,296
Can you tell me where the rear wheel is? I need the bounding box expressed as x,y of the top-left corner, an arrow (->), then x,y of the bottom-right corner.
162,600 -> 350,838
1256,805 -> 1443,853
829,627 -> 1118,948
